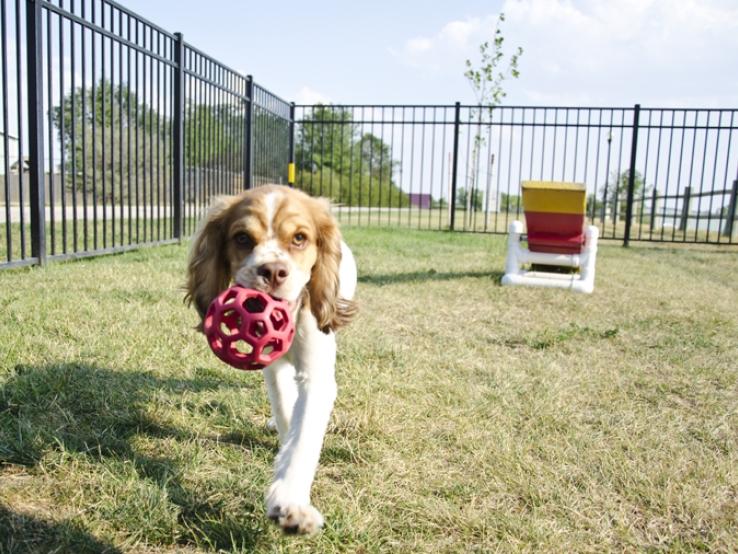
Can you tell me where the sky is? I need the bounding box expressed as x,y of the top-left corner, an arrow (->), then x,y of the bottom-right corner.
118,0 -> 738,109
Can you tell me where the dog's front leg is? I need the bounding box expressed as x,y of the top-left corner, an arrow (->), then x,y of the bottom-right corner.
263,359 -> 298,444
265,310 -> 337,534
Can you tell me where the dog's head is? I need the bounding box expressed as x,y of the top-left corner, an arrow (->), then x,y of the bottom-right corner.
185,185 -> 355,333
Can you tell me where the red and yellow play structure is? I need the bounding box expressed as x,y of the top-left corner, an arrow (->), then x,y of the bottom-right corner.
501,181 -> 599,293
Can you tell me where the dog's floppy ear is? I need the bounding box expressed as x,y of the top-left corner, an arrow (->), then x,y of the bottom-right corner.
185,196 -> 237,320
307,197 -> 358,333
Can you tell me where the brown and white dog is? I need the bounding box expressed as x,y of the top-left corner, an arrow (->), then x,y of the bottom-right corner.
185,184 -> 357,534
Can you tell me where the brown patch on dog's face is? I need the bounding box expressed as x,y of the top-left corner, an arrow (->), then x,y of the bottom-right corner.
221,191 -> 269,271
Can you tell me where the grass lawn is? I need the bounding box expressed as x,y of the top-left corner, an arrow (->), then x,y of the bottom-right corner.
1,227 -> 737,553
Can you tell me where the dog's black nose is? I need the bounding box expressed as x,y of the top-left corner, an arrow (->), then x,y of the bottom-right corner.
257,262 -> 289,289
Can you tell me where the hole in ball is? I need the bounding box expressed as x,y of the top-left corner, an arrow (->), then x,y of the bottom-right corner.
232,339 -> 253,355
270,309 -> 287,331
263,338 -> 283,356
250,320 -> 267,338
222,289 -> 239,305
219,309 -> 242,336
244,295 -> 267,314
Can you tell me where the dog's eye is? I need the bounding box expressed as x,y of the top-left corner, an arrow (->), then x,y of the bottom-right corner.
233,232 -> 253,248
292,232 -> 308,248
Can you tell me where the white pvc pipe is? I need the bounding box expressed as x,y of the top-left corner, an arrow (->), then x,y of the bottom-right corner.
501,272 -> 594,293
517,250 -> 582,267
501,221 -> 599,294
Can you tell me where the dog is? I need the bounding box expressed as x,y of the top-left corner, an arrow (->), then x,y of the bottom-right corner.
185,184 -> 357,534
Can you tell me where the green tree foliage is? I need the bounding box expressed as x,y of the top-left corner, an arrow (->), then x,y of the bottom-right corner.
297,166 -> 409,208
607,169 -> 650,221
296,106 -> 409,207
297,106 -> 356,174
53,79 -> 170,201
186,104 -> 287,184
464,13 -> 523,215
464,13 -> 523,108
253,109 -> 290,184
587,194 -> 604,217
456,187 -> 484,211
354,133 -> 397,182
432,197 -> 448,209
56,81 -> 290,200
499,192 -> 521,213
185,102 -> 244,170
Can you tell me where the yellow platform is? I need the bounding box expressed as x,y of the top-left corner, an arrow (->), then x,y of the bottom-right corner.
521,181 -> 586,215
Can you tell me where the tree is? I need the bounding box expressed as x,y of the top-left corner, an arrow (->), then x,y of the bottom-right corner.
295,107 -> 409,208
499,192 -> 521,213
355,133 -> 396,181
297,105 -> 356,174
253,109 -> 290,183
587,194 -> 603,218
464,13 -> 522,217
607,169 -> 650,221
185,102 -> 246,170
456,186 -> 484,211
432,197 -> 448,209
53,79 -> 170,201
464,13 -> 523,108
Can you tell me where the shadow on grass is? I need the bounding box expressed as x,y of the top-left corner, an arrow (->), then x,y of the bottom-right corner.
359,269 -> 504,286
0,504 -> 122,554
0,362 -> 276,552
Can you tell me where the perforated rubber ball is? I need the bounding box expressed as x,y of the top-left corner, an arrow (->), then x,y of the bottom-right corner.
203,286 -> 295,370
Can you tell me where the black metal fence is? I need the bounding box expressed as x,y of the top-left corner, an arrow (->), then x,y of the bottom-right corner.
2,0 -> 737,272
0,0 -> 291,269
294,104 -> 738,246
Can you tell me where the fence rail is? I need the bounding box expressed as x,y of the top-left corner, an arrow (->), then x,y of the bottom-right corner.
293,103 -> 738,246
1,0 -> 291,269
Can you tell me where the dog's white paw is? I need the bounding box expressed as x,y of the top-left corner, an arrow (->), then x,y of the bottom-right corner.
267,503 -> 324,535
266,479 -> 324,534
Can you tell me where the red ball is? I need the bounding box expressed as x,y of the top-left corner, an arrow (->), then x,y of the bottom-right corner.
203,286 -> 295,370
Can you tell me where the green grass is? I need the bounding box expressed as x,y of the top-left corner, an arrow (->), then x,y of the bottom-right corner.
1,227 -> 737,552
0,218 -> 179,263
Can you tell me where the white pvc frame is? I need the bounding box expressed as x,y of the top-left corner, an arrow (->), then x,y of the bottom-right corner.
501,221 -> 599,293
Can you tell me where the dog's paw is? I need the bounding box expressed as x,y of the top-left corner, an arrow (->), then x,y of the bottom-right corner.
267,503 -> 324,535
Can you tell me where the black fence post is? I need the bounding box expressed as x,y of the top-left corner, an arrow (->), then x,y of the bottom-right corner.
288,101 -> 295,187
600,132 -> 613,224
450,101 -> 461,231
649,187 -> 658,232
26,0 -> 46,265
623,103 -> 640,247
172,32 -> 184,240
244,75 -> 254,189
722,179 -> 737,237
679,186 -> 692,232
